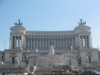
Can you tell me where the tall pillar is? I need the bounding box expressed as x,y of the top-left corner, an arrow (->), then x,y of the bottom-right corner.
54,38 -> 56,49
69,38 -> 70,49
87,36 -> 89,48
56,38 -> 57,48
57,38 -> 58,49
31,38 -> 32,49
9,37 -> 11,49
43,38 -> 44,49
25,38 -> 27,48
72,38 -> 73,48
44,38 -> 45,49
18,36 -> 20,48
45,38 -> 47,49
60,38 -> 62,49
88,35 -> 91,48
66,38 -> 67,49
58,38 -> 59,49
32,38 -> 34,49
85,36 -> 87,48
48,38 -> 50,48
37,38 -> 38,48
14,36 -> 16,48
63,38 -> 65,49
34,38 -> 35,49
82,36 -> 83,48
78,35 -> 81,49
11,36 -> 13,49
73,38 -> 75,48
21,35 -> 23,49
40,38 -> 41,49
68,38 -> 69,49
28,38 -> 29,49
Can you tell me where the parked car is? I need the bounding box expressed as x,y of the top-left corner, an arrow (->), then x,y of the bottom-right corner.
79,70 -> 100,75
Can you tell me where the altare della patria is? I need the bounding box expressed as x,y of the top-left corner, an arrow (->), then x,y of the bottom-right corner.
0,19 -> 100,73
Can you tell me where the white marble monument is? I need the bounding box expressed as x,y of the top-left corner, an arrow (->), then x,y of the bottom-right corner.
0,19 -> 100,72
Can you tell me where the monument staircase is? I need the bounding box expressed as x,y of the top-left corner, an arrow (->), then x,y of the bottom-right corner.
35,65 -> 73,73
83,62 -> 100,72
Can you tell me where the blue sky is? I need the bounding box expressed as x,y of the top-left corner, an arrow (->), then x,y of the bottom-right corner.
0,0 -> 100,50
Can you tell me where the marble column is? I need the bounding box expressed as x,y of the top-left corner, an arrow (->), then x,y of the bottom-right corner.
63,38 -> 65,48
21,35 -> 23,49
72,38 -> 73,48
73,38 -> 75,48
25,38 -> 27,48
47,38 -> 48,48
40,38 -> 41,49
87,36 -> 90,48
88,35 -> 91,48
57,38 -> 58,48
18,36 -> 20,48
28,38 -> 29,49
60,38 -> 62,49
82,36 -> 83,48
85,36 -> 87,48
37,38 -> 38,48
32,38 -> 34,49
54,38 -> 56,49
9,37 -> 11,49
66,38 -> 67,49
11,36 -> 13,49
45,38 -> 47,49
69,38 -> 70,49
34,38 -> 35,49
78,35 -> 81,49
49,38 -> 50,47
43,38 -> 44,49
68,38 -> 69,49
31,38 -> 32,49
58,38 -> 60,48
14,36 -> 16,48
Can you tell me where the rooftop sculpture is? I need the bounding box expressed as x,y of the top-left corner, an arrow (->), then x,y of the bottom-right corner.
78,19 -> 86,26
14,19 -> 23,26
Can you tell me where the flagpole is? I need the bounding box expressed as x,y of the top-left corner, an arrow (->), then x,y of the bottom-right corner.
4,39 -> 5,50
69,45 -> 71,66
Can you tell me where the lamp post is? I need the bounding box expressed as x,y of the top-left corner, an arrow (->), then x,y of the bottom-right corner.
18,66 -> 20,73
69,51 -> 71,66
34,56 -> 36,66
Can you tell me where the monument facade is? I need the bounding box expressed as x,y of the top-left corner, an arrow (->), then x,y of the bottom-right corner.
0,19 -> 100,73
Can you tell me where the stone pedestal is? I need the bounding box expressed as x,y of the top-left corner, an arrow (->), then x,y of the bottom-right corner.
49,46 -> 55,54
78,65 -> 82,71
25,65 -> 30,73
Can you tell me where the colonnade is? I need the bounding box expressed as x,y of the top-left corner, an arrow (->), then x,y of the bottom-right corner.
80,35 -> 89,48
12,36 -> 22,49
26,37 -> 75,49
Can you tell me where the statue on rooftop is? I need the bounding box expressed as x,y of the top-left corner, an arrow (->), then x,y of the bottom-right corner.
14,19 -> 23,26
78,19 -> 86,26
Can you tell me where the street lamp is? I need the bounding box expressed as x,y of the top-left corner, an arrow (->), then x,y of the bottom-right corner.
34,56 -> 36,66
